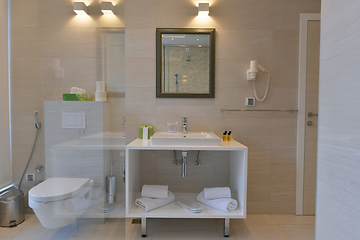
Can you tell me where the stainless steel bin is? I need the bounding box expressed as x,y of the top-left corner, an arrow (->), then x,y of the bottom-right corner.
0,186 -> 25,227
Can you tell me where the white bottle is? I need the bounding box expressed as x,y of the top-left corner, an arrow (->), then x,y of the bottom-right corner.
95,81 -> 107,101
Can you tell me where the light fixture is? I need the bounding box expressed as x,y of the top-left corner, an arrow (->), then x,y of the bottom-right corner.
73,2 -> 88,15
198,3 -> 209,16
101,2 -> 115,15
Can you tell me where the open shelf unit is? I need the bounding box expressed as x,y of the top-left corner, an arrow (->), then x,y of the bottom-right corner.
125,138 -> 248,236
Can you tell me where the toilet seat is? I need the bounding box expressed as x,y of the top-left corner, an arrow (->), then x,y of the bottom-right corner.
29,178 -> 90,203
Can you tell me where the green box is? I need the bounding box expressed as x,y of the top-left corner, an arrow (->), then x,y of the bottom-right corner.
139,125 -> 153,139
63,93 -> 91,101
63,94 -> 79,101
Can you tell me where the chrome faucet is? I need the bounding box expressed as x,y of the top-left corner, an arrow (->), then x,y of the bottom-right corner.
182,117 -> 187,134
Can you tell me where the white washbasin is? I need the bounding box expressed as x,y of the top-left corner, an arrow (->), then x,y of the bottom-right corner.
80,131 -> 125,146
150,132 -> 221,146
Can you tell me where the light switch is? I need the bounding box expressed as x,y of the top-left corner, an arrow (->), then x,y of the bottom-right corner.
245,97 -> 255,106
62,112 -> 86,129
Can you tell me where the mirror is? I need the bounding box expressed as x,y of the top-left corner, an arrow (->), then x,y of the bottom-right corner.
156,28 -> 215,98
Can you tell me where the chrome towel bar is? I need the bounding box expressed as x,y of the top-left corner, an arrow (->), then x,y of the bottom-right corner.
220,109 -> 298,113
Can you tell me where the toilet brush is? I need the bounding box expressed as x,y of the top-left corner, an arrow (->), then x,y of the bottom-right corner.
106,162 -> 116,203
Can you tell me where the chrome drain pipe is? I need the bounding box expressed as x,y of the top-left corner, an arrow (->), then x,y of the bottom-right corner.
181,151 -> 188,177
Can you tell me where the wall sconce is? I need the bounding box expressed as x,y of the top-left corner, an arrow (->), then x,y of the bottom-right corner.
101,2 -> 115,15
73,2 -> 88,15
198,3 -> 209,16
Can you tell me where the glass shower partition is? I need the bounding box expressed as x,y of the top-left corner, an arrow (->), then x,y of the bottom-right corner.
9,1 -> 125,239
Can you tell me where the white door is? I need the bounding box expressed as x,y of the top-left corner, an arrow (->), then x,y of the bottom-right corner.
296,13 -> 320,215
303,20 -> 320,215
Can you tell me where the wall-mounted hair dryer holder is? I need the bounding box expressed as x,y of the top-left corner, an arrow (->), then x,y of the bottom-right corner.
247,69 -> 257,81
247,60 -> 267,81
246,60 -> 271,102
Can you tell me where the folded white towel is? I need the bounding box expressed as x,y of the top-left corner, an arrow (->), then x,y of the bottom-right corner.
136,191 -> 175,212
197,191 -> 238,213
141,185 -> 168,199
204,187 -> 231,199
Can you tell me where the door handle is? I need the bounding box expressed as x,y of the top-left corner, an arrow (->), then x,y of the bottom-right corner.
307,112 -> 318,118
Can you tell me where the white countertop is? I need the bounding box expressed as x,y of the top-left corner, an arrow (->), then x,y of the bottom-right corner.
126,138 -> 247,151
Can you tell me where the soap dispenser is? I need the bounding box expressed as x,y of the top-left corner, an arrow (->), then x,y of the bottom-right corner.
227,131 -> 232,141
223,131 -> 227,141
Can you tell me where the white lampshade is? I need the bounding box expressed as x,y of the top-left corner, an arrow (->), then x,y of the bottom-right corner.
101,2 -> 115,15
73,2 -> 88,15
198,3 -> 209,16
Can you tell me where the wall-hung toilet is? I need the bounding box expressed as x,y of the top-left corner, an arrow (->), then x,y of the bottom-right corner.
29,178 -> 94,229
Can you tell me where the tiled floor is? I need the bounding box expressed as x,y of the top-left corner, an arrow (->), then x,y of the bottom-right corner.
0,214 -> 315,240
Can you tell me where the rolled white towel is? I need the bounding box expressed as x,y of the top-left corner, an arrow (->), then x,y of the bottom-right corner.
197,191 -> 238,213
141,185 -> 168,199
204,187 -> 231,199
136,191 -> 175,212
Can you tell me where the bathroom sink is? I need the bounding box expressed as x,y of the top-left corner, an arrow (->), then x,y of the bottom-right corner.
80,131 -> 125,146
150,132 -> 221,146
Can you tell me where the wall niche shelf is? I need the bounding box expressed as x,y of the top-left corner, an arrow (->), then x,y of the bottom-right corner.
125,138 -> 248,237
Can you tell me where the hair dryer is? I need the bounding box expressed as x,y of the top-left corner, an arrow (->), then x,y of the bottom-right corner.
246,60 -> 271,102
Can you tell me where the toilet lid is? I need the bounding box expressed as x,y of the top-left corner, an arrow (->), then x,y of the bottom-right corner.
29,178 -> 90,202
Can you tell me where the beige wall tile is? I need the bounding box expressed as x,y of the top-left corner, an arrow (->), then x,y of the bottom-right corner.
11,143 -> 44,189
210,0 -> 274,30
156,98 -> 215,117
126,87 -> 157,116
125,0 -> 156,29
216,29 -> 273,61
271,114 -> 297,148
11,27 -> 40,58
215,58 -> 249,89
39,27 -> 97,58
272,30 -> 299,89
11,57 -> 41,87
247,172 -> 271,203
10,0 -> 39,28
156,0 -> 196,28
126,58 -> 156,88
247,201 -> 270,214
271,88 -> 298,110
125,28 -> 155,59
11,87 -> 43,115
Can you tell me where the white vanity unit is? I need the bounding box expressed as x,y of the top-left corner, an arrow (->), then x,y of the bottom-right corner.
125,137 -> 248,237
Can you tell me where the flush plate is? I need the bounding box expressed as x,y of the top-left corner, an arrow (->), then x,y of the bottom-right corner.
62,112 -> 86,129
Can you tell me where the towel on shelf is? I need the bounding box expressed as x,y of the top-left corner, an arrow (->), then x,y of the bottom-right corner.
197,191 -> 238,213
204,187 -> 231,200
136,191 -> 175,212
141,185 -> 168,199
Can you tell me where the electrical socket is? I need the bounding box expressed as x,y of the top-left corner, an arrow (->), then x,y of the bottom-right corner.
246,97 -> 255,106
26,173 -> 35,182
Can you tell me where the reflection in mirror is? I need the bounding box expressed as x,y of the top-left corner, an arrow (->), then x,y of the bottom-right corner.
98,27 -> 126,133
99,28 -> 125,95
156,28 -> 215,98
